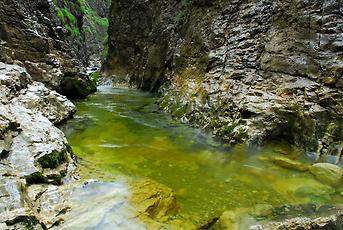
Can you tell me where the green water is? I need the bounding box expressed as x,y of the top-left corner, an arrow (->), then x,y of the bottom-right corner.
62,86 -> 342,224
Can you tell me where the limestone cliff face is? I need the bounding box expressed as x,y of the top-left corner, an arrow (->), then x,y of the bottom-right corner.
105,0 -> 343,156
0,0 -> 96,98
83,0 -> 111,61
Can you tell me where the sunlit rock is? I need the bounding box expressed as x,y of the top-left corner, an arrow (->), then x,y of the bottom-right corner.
0,62 -> 76,228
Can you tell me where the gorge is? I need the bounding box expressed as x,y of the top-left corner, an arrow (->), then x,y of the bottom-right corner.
0,0 -> 342,229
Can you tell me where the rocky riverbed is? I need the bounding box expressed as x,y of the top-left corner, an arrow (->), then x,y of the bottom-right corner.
1,62 -> 343,229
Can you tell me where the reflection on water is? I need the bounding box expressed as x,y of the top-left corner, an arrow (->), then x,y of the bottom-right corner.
61,86 -> 343,226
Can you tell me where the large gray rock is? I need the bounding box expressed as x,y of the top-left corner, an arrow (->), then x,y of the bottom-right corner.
0,63 -> 76,228
261,213 -> 343,230
13,82 -> 76,124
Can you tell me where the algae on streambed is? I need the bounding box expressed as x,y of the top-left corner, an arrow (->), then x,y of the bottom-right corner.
61,86 -> 343,225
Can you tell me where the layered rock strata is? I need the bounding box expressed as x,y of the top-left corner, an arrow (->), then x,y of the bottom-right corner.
0,0 -> 96,98
104,0 -> 343,157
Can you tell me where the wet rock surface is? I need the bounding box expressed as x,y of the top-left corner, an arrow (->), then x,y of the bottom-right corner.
260,212 -> 343,230
0,63 -> 77,228
105,0 -> 343,157
58,179 -> 196,230
309,163 -> 343,187
214,204 -> 343,230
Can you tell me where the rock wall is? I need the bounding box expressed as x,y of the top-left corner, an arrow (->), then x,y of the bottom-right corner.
53,0 -> 111,64
0,0 -> 96,98
83,0 -> 111,62
0,62 -> 77,228
104,0 -> 343,157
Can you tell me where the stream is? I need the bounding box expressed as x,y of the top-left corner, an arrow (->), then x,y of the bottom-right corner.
61,86 -> 343,228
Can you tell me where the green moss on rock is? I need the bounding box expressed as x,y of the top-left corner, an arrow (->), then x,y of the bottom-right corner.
38,151 -> 67,169
25,172 -> 48,185
60,76 -> 97,99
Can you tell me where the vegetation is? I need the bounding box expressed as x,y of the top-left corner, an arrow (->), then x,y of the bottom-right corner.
38,151 -> 67,169
176,0 -> 193,23
25,172 -> 48,185
78,0 -> 109,32
53,0 -> 110,61
90,70 -> 101,83
54,2 -> 81,38
102,34 -> 109,58
53,0 -> 109,42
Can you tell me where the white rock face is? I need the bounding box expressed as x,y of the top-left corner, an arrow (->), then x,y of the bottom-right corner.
0,62 -> 77,228
13,82 -> 76,124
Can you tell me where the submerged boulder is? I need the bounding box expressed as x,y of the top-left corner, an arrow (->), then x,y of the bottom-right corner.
59,179 -> 181,229
268,156 -> 309,172
130,179 -> 179,221
309,163 -> 343,187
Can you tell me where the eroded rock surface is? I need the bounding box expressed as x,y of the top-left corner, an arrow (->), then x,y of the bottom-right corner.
0,63 -> 77,229
0,0 -> 96,98
104,0 -> 343,157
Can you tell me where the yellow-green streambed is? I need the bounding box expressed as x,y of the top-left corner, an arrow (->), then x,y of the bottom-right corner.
61,86 -> 343,225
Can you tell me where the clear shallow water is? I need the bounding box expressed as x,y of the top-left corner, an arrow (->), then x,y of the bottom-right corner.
61,86 -> 343,225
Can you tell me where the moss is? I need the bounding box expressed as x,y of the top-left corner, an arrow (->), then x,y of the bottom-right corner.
38,151 -> 67,169
57,9 -> 65,23
90,71 -> 101,83
176,0 -> 193,24
76,79 -> 97,97
47,173 -> 63,185
6,216 -> 40,230
25,172 -> 48,185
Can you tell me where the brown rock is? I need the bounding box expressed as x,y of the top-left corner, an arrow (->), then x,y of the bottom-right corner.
130,179 -> 179,221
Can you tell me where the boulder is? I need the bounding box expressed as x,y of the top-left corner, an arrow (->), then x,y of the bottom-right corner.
13,82 -> 76,124
269,156 -> 308,172
309,163 -> 343,187
130,179 -> 179,221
